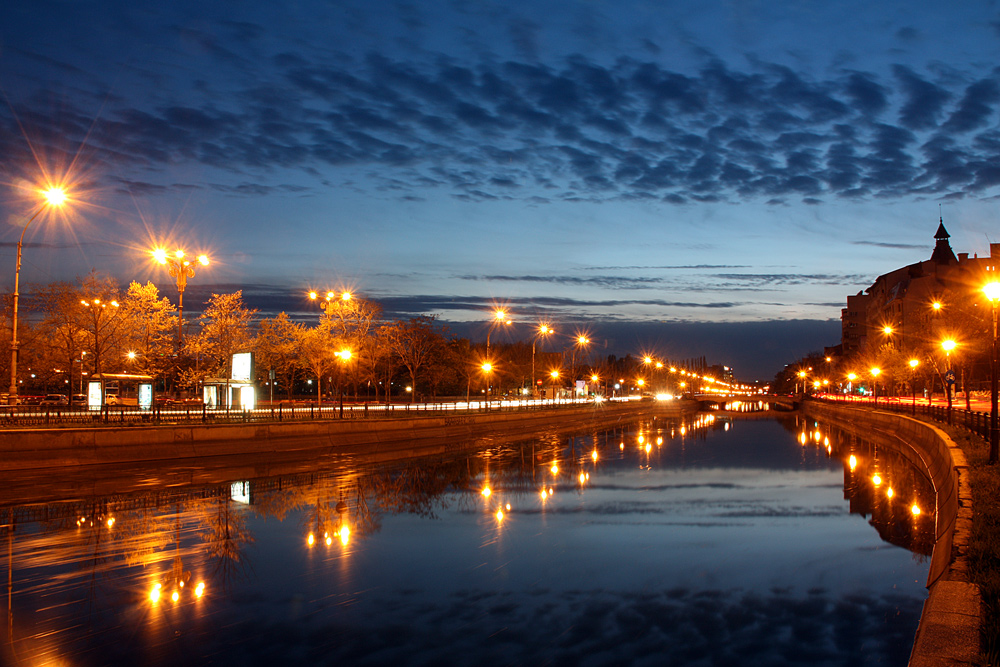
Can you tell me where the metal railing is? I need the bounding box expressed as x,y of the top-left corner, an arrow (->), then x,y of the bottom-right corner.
0,395 -> 643,429
812,394 -> 993,441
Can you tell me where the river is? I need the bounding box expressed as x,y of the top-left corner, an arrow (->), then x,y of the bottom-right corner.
0,411 -> 933,666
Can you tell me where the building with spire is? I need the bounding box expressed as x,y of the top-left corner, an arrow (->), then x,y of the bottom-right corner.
840,220 -> 1000,358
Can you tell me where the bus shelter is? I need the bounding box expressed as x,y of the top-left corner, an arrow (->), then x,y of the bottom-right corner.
87,373 -> 155,410
202,379 -> 256,410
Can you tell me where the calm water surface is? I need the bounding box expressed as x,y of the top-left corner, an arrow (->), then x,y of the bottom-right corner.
0,413 -> 933,666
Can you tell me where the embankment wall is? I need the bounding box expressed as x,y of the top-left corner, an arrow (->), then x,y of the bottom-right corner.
0,400 -> 698,471
803,401 -> 980,667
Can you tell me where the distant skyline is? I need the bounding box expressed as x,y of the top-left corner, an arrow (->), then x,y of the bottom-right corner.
2,1 -> 1000,379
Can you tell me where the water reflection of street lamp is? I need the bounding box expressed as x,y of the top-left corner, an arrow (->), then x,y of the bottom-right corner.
9,187 -> 69,405
983,282 -> 1000,462
152,247 -> 210,350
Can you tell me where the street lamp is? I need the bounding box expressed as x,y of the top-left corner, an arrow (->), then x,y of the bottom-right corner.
796,370 -> 807,394
549,369 -> 560,403
942,338 -> 957,424
9,187 -> 69,405
909,358 -> 920,415
570,335 -> 590,391
335,348 -> 353,414
152,247 -> 209,349
482,362 -> 493,407
485,309 -> 510,360
532,324 -> 553,399
983,282 -> 1000,462
870,367 -> 881,405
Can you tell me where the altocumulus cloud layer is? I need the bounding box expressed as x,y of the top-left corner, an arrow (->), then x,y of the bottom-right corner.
2,20 -> 1000,206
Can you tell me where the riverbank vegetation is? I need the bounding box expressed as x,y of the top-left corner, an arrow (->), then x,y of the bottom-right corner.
0,271 -> 698,402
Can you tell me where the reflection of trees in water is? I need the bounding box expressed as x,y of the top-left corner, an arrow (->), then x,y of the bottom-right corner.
1,417 -> 746,622
194,495 -> 255,591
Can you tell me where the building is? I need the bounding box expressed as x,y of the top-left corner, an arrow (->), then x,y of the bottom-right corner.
841,221 -> 1000,357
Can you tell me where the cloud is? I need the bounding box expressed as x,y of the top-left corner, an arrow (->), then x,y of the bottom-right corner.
5,31 -> 1000,207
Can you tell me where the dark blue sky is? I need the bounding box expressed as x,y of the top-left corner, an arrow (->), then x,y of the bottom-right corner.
2,0 -> 998,378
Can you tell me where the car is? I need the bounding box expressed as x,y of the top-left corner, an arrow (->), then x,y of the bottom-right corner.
21,395 -> 43,405
39,394 -> 69,406
70,394 -> 87,406
155,396 -> 179,407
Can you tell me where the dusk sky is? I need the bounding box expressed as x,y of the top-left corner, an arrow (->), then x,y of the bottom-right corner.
2,0 -> 1000,379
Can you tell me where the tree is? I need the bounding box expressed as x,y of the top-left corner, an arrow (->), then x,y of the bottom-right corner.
298,319 -> 337,403
118,281 -> 177,377
320,295 -> 383,394
185,291 -> 257,383
76,272 -> 125,378
33,281 -> 87,393
254,312 -> 303,400
385,316 -> 447,402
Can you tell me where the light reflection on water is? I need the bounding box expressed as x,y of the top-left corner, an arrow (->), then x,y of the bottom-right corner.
0,414 -> 932,666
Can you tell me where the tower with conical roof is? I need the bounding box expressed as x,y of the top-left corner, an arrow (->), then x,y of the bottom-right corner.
930,217 -> 958,265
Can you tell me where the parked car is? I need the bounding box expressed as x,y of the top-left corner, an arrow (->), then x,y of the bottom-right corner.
39,394 -> 68,406
70,394 -> 87,406
21,395 -> 43,405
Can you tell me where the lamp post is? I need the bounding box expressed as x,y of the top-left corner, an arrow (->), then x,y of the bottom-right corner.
796,370 -> 807,394
485,309 -> 509,360
152,248 -> 209,350
482,362 -> 493,408
549,369 -> 560,404
983,282 -> 1000,462
870,367 -> 881,406
9,187 -> 68,405
570,335 -> 589,394
942,339 -> 956,424
532,324 -> 553,399
335,349 -> 352,416
909,358 -> 920,416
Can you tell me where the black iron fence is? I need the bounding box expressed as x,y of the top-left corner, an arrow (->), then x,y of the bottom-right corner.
0,396 -> 637,429
812,395 -> 993,441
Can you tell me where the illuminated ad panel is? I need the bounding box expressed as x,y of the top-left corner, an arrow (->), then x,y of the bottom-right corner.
231,352 -> 253,382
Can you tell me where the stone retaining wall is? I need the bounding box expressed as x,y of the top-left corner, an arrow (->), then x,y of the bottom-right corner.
803,401 -> 980,667
0,400 -> 698,471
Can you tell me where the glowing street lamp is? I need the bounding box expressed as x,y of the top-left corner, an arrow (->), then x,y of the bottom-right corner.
482,362 -> 494,407
532,324 -> 553,398
983,281 -> 1000,462
909,358 -> 920,415
549,369 -> 560,403
942,338 -> 957,424
570,335 -> 590,389
9,186 -> 69,405
152,247 -> 210,349
485,308 -> 510,360
870,367 -> 881,405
